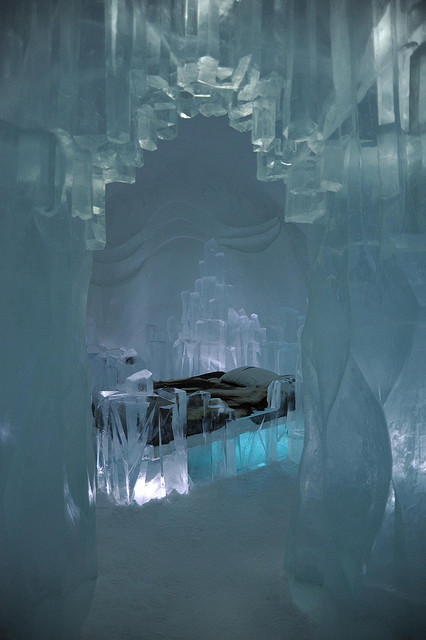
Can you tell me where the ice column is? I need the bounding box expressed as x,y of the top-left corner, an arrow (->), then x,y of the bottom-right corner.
284,6 -> 426,639
0,122 -> 96,638
166,239 -> 303,379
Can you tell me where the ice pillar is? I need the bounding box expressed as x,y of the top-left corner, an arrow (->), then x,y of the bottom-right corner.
284,3 -> 425,636
0,124 -> 97,637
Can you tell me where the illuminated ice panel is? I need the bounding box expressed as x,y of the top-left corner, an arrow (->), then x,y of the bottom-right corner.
133,443 -> 189,506
96,389 -> 189,506
233,417 -> 288,473
96,384 -> 298,504
187,410 -> 289,484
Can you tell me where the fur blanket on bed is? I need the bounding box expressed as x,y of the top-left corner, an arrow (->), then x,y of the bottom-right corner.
154,368 -> 295,420
96,367 -> 295,446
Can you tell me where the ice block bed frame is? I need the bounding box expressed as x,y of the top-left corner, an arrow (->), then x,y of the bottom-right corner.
95,367 -> 295,506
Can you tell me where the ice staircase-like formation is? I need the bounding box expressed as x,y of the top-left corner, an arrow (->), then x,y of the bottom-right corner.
146,239 -> 305,379
172,239 -> 266,376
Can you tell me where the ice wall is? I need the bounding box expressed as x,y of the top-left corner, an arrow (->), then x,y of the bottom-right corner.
282,4 -> 426,639
0,1 -> 425,639
0,124 -> 97,637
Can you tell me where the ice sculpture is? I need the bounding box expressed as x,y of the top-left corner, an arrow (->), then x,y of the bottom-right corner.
88,345 -> 144,401
186,399 -> 291,484
95,371 -> 291,502
0,1 -> 425,638
96,385 -> 189,505
146,239 -> 305,378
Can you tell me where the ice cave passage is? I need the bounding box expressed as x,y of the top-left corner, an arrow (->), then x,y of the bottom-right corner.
0,1 -> 425,639
87,114 -> 308,506
87,115 -> 309,375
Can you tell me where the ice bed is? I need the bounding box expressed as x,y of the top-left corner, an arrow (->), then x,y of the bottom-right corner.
95,366 -> 296,505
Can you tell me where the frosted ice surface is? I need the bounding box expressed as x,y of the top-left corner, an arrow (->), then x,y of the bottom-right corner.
252,97 -> 276,151
97,390 -> 189,505
157,387 -> 188,434
125,369 -> 154,394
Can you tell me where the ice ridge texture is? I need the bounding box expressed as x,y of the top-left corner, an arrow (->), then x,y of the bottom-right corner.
145,239 -> 305,379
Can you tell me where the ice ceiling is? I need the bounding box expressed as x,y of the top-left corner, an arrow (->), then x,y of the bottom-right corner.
0,1 -> 425,639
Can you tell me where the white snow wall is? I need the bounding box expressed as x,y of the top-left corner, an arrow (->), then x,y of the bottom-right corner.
0,1 -> 425,639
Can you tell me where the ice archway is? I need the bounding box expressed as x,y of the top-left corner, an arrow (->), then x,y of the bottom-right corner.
0,1 -> 425,639
86,114 -> 309,376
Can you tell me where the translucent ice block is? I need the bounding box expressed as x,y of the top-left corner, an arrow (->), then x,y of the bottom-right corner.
252,96 -> 276,151
136,104 -> 158,151
186,409 -> 289,484
97,390 -> 189,506
96,392 -> 152,504
125,369 -> 154,394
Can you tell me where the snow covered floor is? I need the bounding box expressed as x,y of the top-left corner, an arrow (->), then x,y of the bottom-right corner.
81,462 -> 317,640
